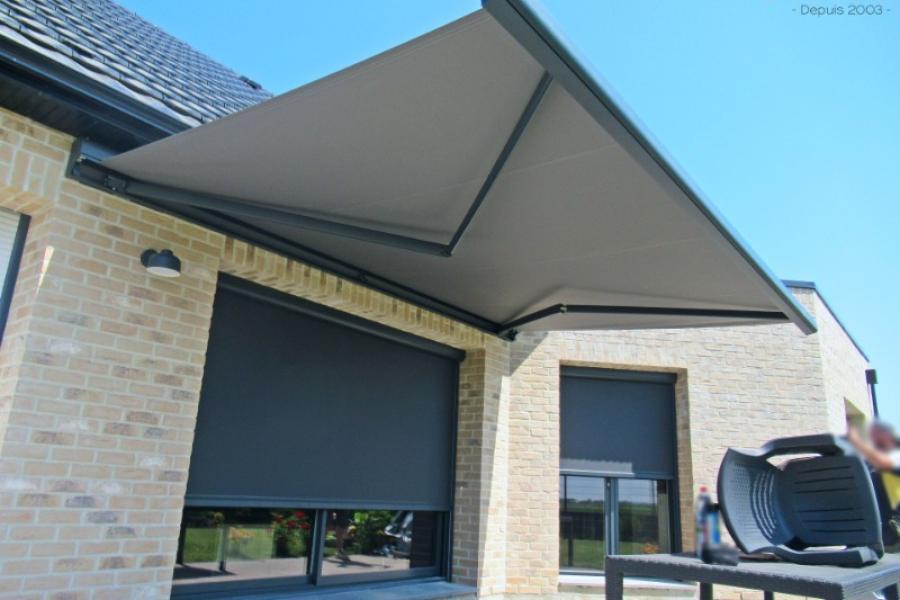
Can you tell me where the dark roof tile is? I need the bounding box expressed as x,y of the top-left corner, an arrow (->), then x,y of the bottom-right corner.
0,0 -> 273,126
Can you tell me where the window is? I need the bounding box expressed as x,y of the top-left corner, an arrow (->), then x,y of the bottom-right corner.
175,508 -> 314,587
174,508 -> 442,591
0,208 -> 28,344
173,276 -> 461,596
617,479 -> 671,556
559,475 -> 606,571
559,368 -> 678,573
559,476 -> 673,572
320,510 -> 441,583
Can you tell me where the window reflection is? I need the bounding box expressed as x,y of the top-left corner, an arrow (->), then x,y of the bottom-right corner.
559,475 -> 606,571
321,510 -> 438,578
174,508 -> 312,585
617,479 -> 671,556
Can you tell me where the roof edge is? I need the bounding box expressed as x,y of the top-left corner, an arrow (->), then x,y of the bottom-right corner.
782,280 -> 869,361
0,35 -> 187,150
483,0 -> 817,335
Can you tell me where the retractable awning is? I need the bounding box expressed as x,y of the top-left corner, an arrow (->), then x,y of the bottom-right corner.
69,0 -> 816,338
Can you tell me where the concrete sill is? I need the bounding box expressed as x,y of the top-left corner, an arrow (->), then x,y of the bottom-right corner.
222,579 -> 475,600
559,574 -> 695,597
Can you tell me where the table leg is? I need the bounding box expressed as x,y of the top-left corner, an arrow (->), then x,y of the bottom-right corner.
764,591 -> 774,600
605,567 -> 624,600
700,582 -> 713,600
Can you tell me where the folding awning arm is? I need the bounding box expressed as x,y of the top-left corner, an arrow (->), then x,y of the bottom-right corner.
498,303 -> 789,339
68,72 -> 553,259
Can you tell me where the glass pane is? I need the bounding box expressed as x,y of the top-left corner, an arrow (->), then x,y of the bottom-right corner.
321,510 -> 438,579
617,479 -> 671,556
559,475 -> 605,572
174,508 -> 313,585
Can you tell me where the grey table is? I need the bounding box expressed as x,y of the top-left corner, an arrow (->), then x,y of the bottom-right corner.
605,553 -> 900,600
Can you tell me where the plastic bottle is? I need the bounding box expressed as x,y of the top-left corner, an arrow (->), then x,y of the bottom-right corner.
695,485 -> 713,556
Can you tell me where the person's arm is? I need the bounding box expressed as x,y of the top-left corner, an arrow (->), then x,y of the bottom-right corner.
848,426 -> 897,471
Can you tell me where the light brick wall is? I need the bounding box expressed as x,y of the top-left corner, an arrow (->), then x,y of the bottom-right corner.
0,107 -> 872,599
810,292 -> 871,431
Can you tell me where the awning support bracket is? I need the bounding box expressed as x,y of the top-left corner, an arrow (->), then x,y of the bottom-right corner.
499,303 -> 789,340
67,72 -> 552,260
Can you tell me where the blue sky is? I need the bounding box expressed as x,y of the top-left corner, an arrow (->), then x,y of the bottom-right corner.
118,0 -> 898,425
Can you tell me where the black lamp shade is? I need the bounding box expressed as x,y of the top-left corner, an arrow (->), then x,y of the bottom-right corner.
140,249 -> 181,278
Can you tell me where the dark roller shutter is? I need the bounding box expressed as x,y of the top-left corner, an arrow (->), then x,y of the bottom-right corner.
186,275 -> 462,510
560,367 -> 676,479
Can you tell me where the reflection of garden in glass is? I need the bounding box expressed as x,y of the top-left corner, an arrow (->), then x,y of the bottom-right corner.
560,476 -> 673,573
321,510 -> 438,578
559,476 -> 606,571
323,510 -> 394,560
618,479 -> 670,556
175,508 -> 312,584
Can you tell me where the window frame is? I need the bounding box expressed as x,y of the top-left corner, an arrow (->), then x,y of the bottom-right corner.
0,212 -> 29,345
559,472 -> 679,574
559,367 -> 682,575
172,507 -> 450,598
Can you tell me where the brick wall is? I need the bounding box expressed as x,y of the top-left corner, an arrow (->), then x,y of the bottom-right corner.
810,292 -> 871,431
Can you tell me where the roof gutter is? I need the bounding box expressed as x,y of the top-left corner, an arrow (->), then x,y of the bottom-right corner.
483,0 -> 817,335
0,36 -> 187,150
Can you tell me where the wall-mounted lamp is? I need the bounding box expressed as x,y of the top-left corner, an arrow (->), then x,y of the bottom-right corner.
140,249 -> 181,278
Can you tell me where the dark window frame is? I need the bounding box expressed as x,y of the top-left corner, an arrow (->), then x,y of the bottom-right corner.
0,213 -> 29,345
172,274 -> 460,598
559,472 -> 678,574
172,508 -> 447,598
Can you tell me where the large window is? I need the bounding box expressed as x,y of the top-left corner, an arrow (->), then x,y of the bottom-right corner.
174,276 -> 461,596
559,368 -> 678,573
174,508 -> 442,590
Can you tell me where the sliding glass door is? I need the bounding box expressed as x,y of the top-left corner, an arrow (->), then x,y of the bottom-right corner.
559,474 -> 673,573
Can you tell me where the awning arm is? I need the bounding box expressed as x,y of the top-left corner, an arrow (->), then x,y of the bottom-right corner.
483,0 -> 817,335
68,71 -> 552,259
498,303 -> 789,339
67,142 -> 449,256
66,138 -> 503,334
446,71 -> 552,254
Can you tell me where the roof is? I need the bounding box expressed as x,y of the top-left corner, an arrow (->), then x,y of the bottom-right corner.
0,0 -> 271,128
783,280 -> 868,360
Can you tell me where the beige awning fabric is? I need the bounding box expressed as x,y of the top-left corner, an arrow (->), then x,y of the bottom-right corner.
88,0 -> 815,337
